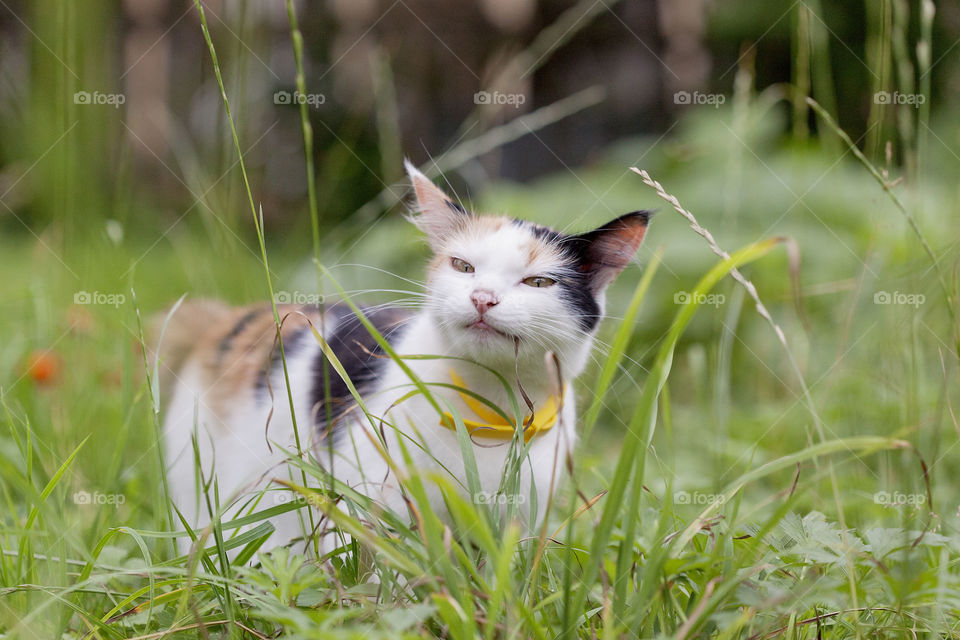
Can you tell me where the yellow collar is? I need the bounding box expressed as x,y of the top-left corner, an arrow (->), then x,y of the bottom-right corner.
439,370 -> 561,442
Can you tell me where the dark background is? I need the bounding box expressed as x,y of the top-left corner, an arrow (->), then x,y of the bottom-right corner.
3,0 -> 958,242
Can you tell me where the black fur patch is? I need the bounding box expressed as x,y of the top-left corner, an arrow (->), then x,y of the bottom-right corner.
556,272 -> 602,332
511,219 -> 602,332
216,308 -> 265,365
310,305 -> 410,439
511,219 -> 566,248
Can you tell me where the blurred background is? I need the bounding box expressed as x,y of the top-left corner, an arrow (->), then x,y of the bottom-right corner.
4,0 -> 959,244
2,0 -> 960,560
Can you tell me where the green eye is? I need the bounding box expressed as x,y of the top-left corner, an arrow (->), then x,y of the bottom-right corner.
522,276 -> 556,288
451,257 -> 474,273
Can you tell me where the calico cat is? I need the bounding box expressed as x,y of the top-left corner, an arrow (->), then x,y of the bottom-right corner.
155,161 -> 649,554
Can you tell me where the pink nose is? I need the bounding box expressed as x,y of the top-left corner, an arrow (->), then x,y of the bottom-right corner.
471,289 -> 499,314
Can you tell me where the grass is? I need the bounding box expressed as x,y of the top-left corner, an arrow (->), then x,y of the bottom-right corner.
3,1 -> 960,638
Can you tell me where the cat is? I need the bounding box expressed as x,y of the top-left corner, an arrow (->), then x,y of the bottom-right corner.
154,161 -> 649,556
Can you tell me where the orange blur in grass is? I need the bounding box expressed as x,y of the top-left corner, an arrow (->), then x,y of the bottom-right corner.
24,350 -> 61,385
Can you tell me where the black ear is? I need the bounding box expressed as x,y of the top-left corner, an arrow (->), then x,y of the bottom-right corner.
573,211 -> 650,291
405,159 -> 470,249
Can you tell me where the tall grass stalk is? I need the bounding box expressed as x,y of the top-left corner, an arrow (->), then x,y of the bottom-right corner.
891,0 -> 917,179
285,0 -> 322,266
193,0 -> 318,561
916,0 -> 935,212
792,3 -> 811,142
864,0 -> 892,161
802,0 -> 839,156
806,97 -> 958,350
285,0 -> 337,501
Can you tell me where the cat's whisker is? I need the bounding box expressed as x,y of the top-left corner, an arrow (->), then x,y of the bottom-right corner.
522,317 -> 651,380
515,319 -> 645,383
337,288 -> 427,298
516,325 -> 644,390
329,263 -> 428,289
332,298 -> 425,311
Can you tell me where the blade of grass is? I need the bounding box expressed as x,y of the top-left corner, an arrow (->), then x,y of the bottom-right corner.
193,0 -> 317,549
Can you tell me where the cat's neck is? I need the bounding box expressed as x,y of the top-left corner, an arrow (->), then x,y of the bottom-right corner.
396,312 -> 592,406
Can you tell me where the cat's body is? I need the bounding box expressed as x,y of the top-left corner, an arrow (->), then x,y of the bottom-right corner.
156,162 -> 648,554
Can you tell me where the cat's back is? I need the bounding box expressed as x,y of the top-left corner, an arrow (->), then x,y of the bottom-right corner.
152,299 -> 411,432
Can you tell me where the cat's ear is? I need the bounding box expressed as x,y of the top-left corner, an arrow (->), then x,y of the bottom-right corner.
574,211 -> 651,292
405,159 -> 470,247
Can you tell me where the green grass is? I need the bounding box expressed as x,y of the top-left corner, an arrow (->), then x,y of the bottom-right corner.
3,1 -> 960,638
2,116 -> 959,636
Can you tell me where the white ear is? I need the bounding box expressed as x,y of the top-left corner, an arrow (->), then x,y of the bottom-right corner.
405,159 -> 469,247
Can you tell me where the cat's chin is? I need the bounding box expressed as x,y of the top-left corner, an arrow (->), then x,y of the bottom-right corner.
432,315 -> 556,364
466,319 -> 513,341
437,320 -> 515,356
452,324 -> 559,366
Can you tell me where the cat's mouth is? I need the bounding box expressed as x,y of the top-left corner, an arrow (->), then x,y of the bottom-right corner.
467,319 -> 512,340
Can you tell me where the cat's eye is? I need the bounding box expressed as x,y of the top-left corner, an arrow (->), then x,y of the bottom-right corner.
522,276 -> 556,288
451,257 -> 474,273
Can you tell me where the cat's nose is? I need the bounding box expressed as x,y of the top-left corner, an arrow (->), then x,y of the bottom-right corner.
470,289 -> 499,314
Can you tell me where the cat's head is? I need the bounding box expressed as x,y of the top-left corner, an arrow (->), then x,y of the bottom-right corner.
406,161 -> 649,371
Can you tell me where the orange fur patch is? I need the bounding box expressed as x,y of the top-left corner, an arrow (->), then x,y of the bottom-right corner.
426,254 -> 447,284
526,235 -> 568,266
152,301 -> 326,428
470,215 -> 506,234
